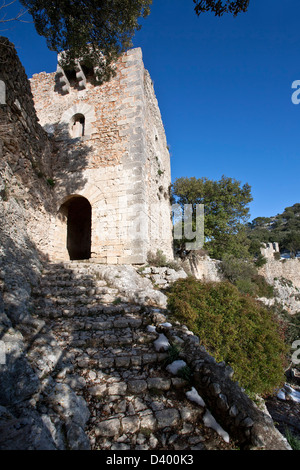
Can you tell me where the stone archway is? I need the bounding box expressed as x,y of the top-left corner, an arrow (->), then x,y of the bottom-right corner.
59,195 -> 92,260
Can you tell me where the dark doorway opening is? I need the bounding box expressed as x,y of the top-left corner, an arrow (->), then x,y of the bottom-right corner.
64,196 -> 91,260
71,113 -> 85,138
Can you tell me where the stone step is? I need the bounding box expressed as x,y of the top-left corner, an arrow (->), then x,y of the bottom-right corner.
39,279 -> 107,288
33,285 -> 119,297
30,265 -> 237,451
88,396 -> 207,450
43,261 -> 92,269
53,345 -> 168,371
35,293 -> 119,306
49,326 -> 155,350
87,375 -> 186,399
45,265 -> 97,274
49,314 -> 146,330
34,303 -> 143,319
49,325 -> 150,341
42,264 -> 96,273
72,350 -> 169,370
41,273 -> 96,282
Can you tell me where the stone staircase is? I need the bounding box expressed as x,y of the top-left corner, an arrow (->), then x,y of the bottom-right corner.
32,262 -> 235,451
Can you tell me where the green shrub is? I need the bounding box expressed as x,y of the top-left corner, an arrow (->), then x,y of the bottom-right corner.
251,274 -> 274,298
177,365 -> 192,382
164,343 -> 181,366
254,254 -> 267,267
220,254 -> 274,298
285,427 -> 300,450
220,254 -> 257,284
167,277 -> 287,396
46,178 -> 55,187
234,278 -> 258,296
275,308 -> 300,364
147,250 -> 181,271
0,182 -> 9,202
148,249 -> 168,266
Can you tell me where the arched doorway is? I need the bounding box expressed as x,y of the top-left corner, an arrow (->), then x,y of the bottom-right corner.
59,196 -> 92,260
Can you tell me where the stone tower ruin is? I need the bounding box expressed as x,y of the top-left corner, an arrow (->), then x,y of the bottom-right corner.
29,48 -> 173,264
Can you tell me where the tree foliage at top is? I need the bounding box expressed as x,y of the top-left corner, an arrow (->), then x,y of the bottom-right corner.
19,0 -> 152,82
193,0 -> 249,17
4,0 -> 250,82
247,203 -> 300,257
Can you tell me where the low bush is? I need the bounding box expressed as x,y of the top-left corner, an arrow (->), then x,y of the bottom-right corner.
254,253 -> 267,267
147,249 -> 181,271
167,277 -> 287,396
220,254 -> 274,298
285,427 -> 300,450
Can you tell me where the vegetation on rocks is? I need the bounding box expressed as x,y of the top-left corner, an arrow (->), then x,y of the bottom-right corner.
220,254 -> 274,298
167,277 -> 288,396
147,249 -> 182,272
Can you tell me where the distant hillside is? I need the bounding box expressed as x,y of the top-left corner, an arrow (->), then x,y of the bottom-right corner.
247,203 -> 300,257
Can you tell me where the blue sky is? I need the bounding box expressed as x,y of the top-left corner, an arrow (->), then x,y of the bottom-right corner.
3,0 -> 300,221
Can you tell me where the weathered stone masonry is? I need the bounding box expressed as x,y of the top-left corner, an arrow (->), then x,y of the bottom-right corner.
259,243 -> 300,289
0,38 -> 55,288
30,48 -> 173,264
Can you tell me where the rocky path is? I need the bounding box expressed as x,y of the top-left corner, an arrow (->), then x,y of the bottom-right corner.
32,262 -> 235,451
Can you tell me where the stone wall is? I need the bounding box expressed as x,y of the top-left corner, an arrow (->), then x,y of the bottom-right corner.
30,48 -> 173,264
259,242 -> 300,289
259,258 -> 300,290
182,254 -> 223,283
0,37 -> 56,317
143,70 -> 173,259
258,243 -> 300,313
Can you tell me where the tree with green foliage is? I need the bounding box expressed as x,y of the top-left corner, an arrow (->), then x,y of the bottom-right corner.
172,175 -> 252,260
18,0 -> 152,82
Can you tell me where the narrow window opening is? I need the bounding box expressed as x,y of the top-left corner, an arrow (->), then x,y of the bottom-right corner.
81,64 -> 95,83
65,68 -> 77,86
71,113 -> 85,138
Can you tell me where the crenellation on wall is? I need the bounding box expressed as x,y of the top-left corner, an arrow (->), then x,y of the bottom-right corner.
259,243 -> 300,289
